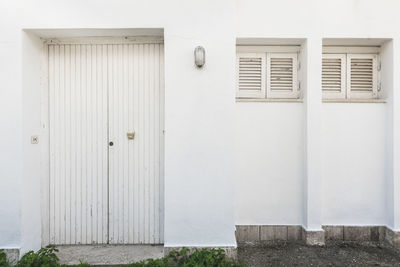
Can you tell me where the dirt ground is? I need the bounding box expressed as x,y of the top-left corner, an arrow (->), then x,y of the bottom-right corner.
237,241 -> 400,266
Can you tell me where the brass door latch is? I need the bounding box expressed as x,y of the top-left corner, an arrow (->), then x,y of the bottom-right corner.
127,131 -> 135,140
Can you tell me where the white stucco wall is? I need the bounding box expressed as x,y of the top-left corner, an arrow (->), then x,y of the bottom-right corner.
235,103 -> 304,225
0,4 -> 23,251
321,104 -> 387,225
1,0 -> 400,255
235,0 -> 400,228
0,0 -> 236,254
20,32 -> 43,254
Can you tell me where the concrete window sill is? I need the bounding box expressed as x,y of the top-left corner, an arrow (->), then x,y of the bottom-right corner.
236,98 -> 303,103
323,99 -> 386,103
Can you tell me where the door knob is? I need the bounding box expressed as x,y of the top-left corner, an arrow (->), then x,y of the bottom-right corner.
127,131 -> 135,140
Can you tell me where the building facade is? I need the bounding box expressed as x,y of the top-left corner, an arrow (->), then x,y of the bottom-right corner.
1,0 -> 400,259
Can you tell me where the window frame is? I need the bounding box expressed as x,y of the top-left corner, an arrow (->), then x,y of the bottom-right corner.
322,46 -> 380,101
236,46 -> 300,100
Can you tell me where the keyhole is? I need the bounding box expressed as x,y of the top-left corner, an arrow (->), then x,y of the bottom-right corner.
109,141 -> 114,146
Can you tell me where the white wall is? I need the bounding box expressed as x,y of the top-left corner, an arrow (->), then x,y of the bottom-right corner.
321,104 -> 387,225
235,0 -> 400,228
0,0 -> 236,253
20,32 -> 43,254
0,5 -> 23,250
235,103 -> 303,225
2,0 -> 400,254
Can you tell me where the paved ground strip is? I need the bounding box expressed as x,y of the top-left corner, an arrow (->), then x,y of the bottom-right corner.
237,241 -> 400,266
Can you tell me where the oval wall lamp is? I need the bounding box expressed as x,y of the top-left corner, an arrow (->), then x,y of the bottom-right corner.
194,46 -> 205,68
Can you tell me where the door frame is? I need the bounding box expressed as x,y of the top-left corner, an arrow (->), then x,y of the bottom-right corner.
40,36 -> 165,246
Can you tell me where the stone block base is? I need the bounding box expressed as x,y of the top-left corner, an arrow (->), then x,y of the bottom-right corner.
235,225 -> 303,243
235,225 -> 323,245
236,225 -> 399,247
385,228 -> 400,249
2,249 -> 19,265
323,226 -> 386,242
301,228 -> 325,246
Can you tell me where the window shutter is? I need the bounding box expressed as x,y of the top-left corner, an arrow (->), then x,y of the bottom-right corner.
267,53 -> 298,99
347,54 -> 378,99
322,54 -> 346,99
236,53 -> 266,98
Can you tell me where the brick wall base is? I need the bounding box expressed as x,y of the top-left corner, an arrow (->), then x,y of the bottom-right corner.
236,225 -> 400,249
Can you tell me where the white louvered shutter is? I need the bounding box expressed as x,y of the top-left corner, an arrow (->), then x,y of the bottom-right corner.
236,53 -> 266,98
322,54 -> 346,99
267,53 -> 298,99
347,54 -> 378,99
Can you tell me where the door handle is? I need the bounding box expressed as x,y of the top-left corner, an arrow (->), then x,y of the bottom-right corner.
127,131 -> 135,140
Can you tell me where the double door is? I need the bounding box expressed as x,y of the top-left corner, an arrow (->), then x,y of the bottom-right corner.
48,42 -> 164,244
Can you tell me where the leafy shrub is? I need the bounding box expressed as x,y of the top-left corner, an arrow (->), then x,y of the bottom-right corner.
130,248 -> 243,267
130,257 -> 173,267
168,248 -> 243,267
0,249 -> 11,267
2,246 -> 243,267
74,260 -> 91,267
16,246 -> 60,267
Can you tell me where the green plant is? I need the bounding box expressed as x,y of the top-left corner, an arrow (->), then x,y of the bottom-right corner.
5,246 -> 243,267
167,248 -> 243,267
129,248 -> 244,267
166,248 -> 191,266
0,249 -> 11,267
130,257 -> 173,267
16,246 -> 60,267
73,260 -> 90,267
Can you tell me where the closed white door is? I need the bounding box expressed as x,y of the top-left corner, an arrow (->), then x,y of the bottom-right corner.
107,44 -> 164,244
48,42 -> 164,245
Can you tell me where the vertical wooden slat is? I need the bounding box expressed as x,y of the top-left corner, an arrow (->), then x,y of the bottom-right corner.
95,44 -> 101,243
133,44 -> 140,243
70,44 -> 76,244
80,44 -> 88,244
102,44 -> 108,243
149,43 -> 155,243
59,45 -> 66,245
123,44 -> 129,244
53,44 -> 60,245
115,44 -> 120,243
159,44 -> 165,243
154,44 -> 160,244
118,44 -> 123,243
91,44 -> 97,243
139,44 -> 145,243
48,45 -> 55,244
75,44 -> 82,244
108,44 -> 115,243
65,45 -> 71,244
86,44 -> 93,244
128,44 -> 134,244
144,43 -> 149,244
